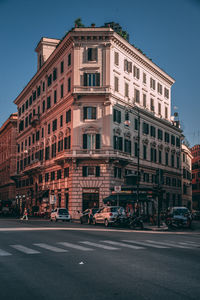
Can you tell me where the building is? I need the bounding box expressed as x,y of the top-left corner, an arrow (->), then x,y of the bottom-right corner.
0,113 -> 18,210
181,143 -> 192,209
191,144 -> 200,210
13,24 -> 182,218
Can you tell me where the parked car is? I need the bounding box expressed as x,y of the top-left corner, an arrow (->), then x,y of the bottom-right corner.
192,210 -> 200,220
93,206 -> 126,227
166,207 -> 192,228
80,208 -> 99,224
50,208 -> 70,222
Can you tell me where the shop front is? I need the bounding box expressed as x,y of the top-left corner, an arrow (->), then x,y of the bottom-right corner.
82,188 -> 99,211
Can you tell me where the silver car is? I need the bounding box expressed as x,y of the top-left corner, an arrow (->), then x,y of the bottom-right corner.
50,208 -> 70,222
93,206 -> 126,227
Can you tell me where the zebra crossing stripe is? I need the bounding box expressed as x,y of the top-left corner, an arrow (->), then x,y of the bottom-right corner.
122,240 -> 170,249
10,245 -> 40,254
33,243 -> 68,253
145,240 -> 195,249
58,242 -> 93,251
0,249 -> 12,256
101,240 -> 145,249
80,241 -> 119,250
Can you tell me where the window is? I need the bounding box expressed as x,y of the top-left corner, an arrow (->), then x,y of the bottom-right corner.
48,124 -> 50,134
83,134 -> 100,150
51,143 -> 56,158
39,174 -> 43,183
61,84 -> 64,98
47,96 -> 51,109
60,115 -> 63,127
64,136 -> 71,149
171,135 -> 175,145
68,53 -> 71,66
52,119 -> 57,132
42,81 -> 45,92
68,77 -> 71,92
33,91 -> 36,101
83,73 -> 100,86
82,166 -> 100,177
47,74 -> 52,87
157,83 -> 162,94
165,106 -> 168,119
64,167 -> 69,178
150,98 -> 154,112
88,48 -> 97,61
53,68 -> 57,81
143,122 -> 149,135
176,137 -> 180,147
114,52 -> 119,65
150,126 -> 156,137
113,136 -> 123,151
83,107 -> 96,120
32,133 -> 35,144
165,132 -> 170,143
165,152 -> 169,166
143,73 -> 146,84
29,96 -> 32,106
22,104 -> 25,113
159,150 -> 162,164
143,173 -> 149,182
26,100 -> 28,110
42,100 -> 45,113
51,171 -> 55,181
61,61 -> 64,73
134,119 -> 138,130
158,102 -> 161,115
113,109 -> 121,123
151,148 -> 157,162
143,145 -> 147,160
114,167 -> 122,178
150,78 -> 156,90
58,140 -> 63,152
25,117 -> 28,128
114,76 -> 119,92
133,66 -> 140,79
158,129 -> 163,140
45,173 -> 49,182
124,139 -> 131,154
164,88 -> 169,99
124,82 -> 129,97
171,154 -> 174,167
36,130 -> 40,141
57,170 -> 62,179
143,94 -> 146,107
37,106 -> 40,115
66,109 -> 71,123
134,89 -> 140,103
54,90 -> 57,104
124,59 -> 132,73
134,142 -> 138,157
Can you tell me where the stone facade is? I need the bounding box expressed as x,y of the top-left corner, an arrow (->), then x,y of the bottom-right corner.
191,144 -> 200,210
181,144 -> 192,209
13,26 -> 182,217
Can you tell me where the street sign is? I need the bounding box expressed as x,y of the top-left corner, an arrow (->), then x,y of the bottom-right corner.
114,186 -> 121,193
49,195 -> 56,204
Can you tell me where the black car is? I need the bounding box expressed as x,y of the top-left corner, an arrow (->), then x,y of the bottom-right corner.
80,208 -> 99,224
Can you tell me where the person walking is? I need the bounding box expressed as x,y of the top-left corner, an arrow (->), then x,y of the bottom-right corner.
21,208 -> 28,220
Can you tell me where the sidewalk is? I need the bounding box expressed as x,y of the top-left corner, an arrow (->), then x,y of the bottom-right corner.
143,222 -> 168,231
144,220 -> 200,232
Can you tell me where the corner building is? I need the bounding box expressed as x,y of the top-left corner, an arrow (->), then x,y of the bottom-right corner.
14,26 -> 182,218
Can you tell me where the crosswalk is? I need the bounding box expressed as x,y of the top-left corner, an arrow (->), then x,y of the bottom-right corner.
0,239 -> 199,256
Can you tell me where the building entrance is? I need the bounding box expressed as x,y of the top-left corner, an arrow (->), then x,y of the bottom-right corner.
82,188 -> 99,211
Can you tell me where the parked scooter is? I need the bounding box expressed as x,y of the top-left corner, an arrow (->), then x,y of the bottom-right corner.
129,215 -> 144,230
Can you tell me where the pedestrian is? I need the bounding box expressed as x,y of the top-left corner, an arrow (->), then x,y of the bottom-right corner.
21,208 -> 28,220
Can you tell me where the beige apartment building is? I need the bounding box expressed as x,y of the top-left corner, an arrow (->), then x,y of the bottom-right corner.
0,113 -> 18,207
14,24 -> 182,217
181,144 -> 192,209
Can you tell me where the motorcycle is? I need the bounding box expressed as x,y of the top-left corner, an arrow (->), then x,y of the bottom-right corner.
129,215 -> 144,230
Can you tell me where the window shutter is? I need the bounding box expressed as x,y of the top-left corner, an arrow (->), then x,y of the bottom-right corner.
96,134 -> 100,149
113,109 -> 116,122
92,107 -> 96,119
83,73 -> 87,86
82,166 -> 87,177
96,166 -> 100,177
83,134 -> 87,149
83,107 -> 87,120
96,73 -> 100,86
92,48 -> 97,61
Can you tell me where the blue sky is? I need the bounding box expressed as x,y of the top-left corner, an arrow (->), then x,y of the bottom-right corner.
0,0 -> 200,146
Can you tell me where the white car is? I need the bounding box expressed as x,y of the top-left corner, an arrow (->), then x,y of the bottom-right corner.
93,206 -> 126,227
50,208 -> 70,222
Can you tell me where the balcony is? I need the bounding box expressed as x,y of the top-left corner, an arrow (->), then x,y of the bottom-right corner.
23,159 -> 44,174
73,86 -> 111,95
54,149 -> 134,164
31,114 -> 40,127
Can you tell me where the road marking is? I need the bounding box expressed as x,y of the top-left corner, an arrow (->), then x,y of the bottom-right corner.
145,240 -> 196,249
122,240 -> 170,249
33,243 -> 68,253
178,242 -> 199,247
0,249 -> 12,256
80,241 -> 119,250
101,240 -> 145,249
58,242 -> 93,251
10,245 -> 40,254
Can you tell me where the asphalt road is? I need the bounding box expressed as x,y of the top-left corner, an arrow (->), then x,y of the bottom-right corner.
0,219 -> 200,300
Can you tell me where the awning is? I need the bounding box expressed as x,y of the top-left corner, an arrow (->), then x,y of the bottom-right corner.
103,193 -> 151,204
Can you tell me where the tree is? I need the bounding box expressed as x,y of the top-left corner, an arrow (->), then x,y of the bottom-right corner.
74,18 -> 85,28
